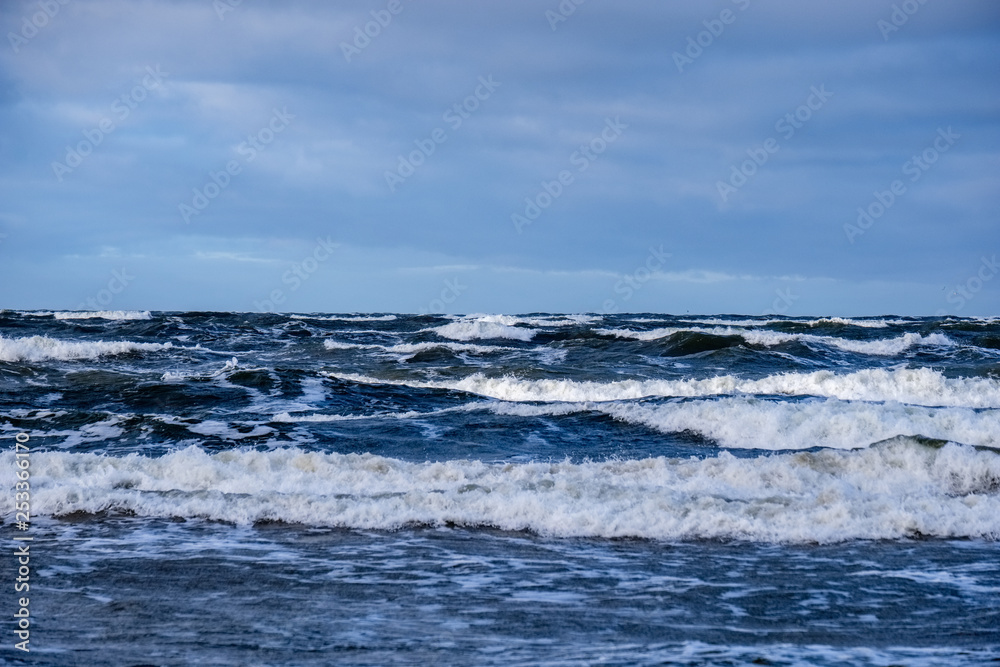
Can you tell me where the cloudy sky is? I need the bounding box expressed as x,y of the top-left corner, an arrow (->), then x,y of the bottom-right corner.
1,0 -> 998,315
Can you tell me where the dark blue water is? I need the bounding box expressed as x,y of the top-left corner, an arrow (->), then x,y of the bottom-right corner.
1,311 -> 999,665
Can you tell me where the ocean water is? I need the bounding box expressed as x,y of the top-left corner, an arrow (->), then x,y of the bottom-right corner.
1,311 -> 999,665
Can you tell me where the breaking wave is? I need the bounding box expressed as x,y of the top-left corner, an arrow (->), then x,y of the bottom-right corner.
9,438 -> 999,542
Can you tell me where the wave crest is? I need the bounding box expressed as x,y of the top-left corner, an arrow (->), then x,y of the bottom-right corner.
0,335 -> 171,362
10,439 -> 999,542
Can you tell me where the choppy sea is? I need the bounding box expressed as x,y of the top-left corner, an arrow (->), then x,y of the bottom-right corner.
2,311 -> 999,665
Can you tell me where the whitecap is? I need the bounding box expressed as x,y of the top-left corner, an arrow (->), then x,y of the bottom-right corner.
53,311 -> 152,320
10,440 -> 999,542
324,367 -> 1000,408
0,335 -> 171,362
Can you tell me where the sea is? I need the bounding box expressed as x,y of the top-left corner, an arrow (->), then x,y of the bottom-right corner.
1,310 -> 999,666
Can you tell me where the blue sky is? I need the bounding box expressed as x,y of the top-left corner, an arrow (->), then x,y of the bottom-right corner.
1,0 -> 998,315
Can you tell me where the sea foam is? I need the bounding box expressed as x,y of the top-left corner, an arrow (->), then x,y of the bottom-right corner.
597,327 -> 954,356
0,335 -> 171,362
486,397 -> 1000,450
8,439 -> 998,542
325,367 -> 1000,408
430,320 -> 536,342
52,310 -> 153,320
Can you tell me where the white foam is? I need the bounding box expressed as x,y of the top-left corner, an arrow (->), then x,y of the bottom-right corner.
428,320 -> 536,342
272,410 -> 426,423
291,314 -> 397,322
184,420 -> 275,440
677,318 -> 784,327
385,342 -> 512,356
158,358 -> 252,383
322,340 -> 382,351
272,404 -> 472,423
323,339 -> 509,357
502,314 -> 601,327
745,330 -> 954,356
533,346 -> 569,365
486,398 -> 1000,450
635,317 -> 905,328
447,313 -> 597,328
0,335 -> 171,362
214,357 -> 240,375
13,417 -> 125,448
597,327 -> 954,356
8,439 -> 999,542
809,317 -> 891,328
854,568 -> 1000,595
53,311 -> 152,320
324,367 -> 1000,408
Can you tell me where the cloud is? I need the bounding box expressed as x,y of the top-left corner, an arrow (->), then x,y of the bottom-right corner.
0,0 -> 997,314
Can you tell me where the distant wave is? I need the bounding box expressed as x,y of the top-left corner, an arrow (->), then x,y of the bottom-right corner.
268,396 -> 999,450
323,339 -> 512,356
52,310 -> 152,320
626,317 -> 903,328
326,367 -> 1000,409
291,314 -> 397,322
429,320 -> 536,342
425,314 -> 604,342
485,397 -> 1000,451
9,438 -> 999,542
0,335 -> 171,362
597,327 -> 955,356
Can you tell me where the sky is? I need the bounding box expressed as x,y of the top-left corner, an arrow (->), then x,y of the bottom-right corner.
0,0 -> 998,316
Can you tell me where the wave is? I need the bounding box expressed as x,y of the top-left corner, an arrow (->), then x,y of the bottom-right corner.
598,327 -> 954,356
291,314 -> 397,322
457,313 -> 600,327
0,335 -> 171,362
323,339 -> 512,356
322,340 -> 383,351
633,317 -> 897,328
270,396 -> 999,450
325,367 -> 1000,409
9,439 -> 999,542
271,407 -> 461,422
429,320 -> 536,342
52,310 -> 152,320
485,398 -> 1000,450
670,318 -> 786,327
386,341 -> 514,357
425,314 -> 605,342
808,316 -> 893,328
